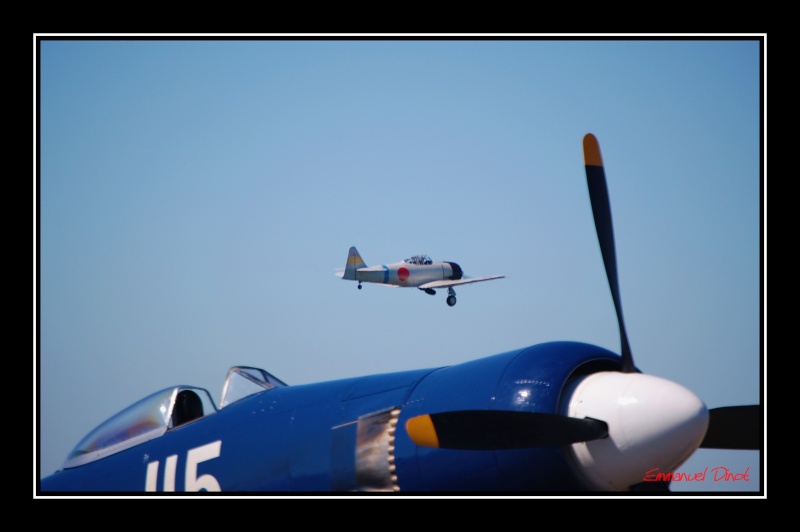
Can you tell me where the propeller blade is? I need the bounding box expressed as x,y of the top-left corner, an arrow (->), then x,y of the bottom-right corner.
406,410 -> 608,450
700,405 -> 762,450
583,133 -> 635,373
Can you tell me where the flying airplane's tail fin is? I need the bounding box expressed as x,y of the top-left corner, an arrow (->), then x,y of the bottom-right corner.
342,246 -> 367,280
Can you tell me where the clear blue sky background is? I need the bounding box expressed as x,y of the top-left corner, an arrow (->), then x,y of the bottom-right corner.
36,36 -> 764,496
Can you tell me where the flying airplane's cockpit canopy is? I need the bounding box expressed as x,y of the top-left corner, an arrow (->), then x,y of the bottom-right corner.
60,366 -> 288,470
405,254 -> 432,265
63,385 -> 217,469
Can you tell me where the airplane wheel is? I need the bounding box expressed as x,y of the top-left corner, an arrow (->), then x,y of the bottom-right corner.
358,285 -> 362,290
446,295 -> 456,307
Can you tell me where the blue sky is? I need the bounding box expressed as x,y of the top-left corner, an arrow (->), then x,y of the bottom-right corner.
36,35 -> 764,496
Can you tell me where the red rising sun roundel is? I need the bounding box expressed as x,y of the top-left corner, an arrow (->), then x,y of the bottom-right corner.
398,267 -> 410,282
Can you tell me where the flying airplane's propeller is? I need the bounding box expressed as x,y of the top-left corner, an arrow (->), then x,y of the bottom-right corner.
404,133 -> 761,490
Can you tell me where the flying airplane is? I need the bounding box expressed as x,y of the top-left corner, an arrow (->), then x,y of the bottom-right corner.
38,134 -> 762,494
335,247 -> 505,306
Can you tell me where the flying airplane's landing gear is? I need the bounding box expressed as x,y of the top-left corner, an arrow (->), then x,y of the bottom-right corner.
358,283 -> 362,290
446,288 -> 457,307
423,288 -> 436,295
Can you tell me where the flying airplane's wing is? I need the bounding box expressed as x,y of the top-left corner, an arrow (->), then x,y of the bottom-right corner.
418,275 -> 505,289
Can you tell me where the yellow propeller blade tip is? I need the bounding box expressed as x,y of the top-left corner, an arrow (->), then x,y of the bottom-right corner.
583,133 -> 604,167
406,415 -> 440,448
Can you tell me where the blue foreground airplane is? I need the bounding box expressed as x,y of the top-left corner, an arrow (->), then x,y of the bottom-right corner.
38,134 -> 761,494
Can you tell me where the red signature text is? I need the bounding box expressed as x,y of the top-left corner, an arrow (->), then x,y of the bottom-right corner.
642,466 -> 750,483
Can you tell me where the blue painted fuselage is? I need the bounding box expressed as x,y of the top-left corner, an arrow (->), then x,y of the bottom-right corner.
40,341 -> 621,493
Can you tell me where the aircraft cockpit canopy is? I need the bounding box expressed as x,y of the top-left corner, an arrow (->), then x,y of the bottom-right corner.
405,254 -> 432,265
219,366 -> 288,408
62,385 -> 217,469
59,366 -> 289,470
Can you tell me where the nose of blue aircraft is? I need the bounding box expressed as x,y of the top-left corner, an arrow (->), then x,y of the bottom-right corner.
562,371 -> 709,491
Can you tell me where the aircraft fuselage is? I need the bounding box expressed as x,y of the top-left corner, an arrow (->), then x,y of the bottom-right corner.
356,261 -> 461,287
40,342 -> 621,493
